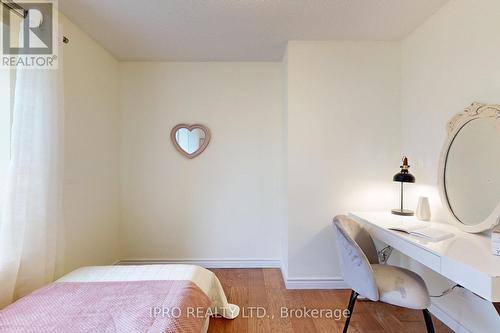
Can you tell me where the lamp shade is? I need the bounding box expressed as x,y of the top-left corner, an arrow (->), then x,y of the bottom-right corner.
393,156 -> 415,183
393,172 -> 415,183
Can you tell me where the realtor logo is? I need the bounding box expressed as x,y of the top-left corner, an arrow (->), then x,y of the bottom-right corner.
1,0 -> 58,68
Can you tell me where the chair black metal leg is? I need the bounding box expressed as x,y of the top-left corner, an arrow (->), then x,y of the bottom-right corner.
422,309 -> 435,333
343,290 -> 359,333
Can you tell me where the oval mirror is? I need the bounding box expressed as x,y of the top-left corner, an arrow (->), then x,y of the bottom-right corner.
170,124 -> 211,159
439,103 -> 500,233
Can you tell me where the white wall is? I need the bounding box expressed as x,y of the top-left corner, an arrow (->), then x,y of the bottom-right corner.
60,14 -> 120,274
402,0 -> 500,218
284,41 -> 401,280
401,0 -> 500,331
119,62 -> 283,261
280,50 -> 289,275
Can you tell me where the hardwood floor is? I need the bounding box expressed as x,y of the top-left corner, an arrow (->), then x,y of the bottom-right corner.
207,268 -> 453,333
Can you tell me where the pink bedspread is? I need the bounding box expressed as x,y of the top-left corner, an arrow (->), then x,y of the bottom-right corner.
0,280 -> 211,333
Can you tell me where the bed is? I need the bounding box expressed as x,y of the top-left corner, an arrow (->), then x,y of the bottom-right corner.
0,264 -> 239,332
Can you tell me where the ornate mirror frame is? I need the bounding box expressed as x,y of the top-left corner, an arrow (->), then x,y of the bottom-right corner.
170,124 -> 211,159
438,102 -> 500,233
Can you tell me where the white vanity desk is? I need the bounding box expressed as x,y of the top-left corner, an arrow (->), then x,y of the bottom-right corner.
350,212 -> 500,311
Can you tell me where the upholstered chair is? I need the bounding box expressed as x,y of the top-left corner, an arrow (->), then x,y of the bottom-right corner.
332,215 -> 435,333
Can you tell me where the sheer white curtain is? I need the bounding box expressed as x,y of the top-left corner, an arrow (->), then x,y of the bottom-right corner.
0,53 -> 64,307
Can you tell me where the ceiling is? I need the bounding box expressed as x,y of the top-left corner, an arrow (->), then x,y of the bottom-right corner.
58,0 -> 449,61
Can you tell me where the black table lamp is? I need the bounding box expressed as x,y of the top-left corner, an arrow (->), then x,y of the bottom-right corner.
392,156 -> 415,216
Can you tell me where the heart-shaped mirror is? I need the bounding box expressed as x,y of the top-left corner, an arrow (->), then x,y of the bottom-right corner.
170,124 -> 211,159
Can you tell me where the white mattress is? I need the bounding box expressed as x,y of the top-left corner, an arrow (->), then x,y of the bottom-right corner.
57,264 -> 240,322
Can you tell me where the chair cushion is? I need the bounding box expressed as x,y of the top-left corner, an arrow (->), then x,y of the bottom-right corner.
372,264 -> 431,310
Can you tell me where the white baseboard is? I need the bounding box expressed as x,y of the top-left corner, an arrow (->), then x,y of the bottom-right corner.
429,303 -> 472,333
284,277 -> 348,289
117,259 -> 346,288
115,258 -> 282,268
117,259 -> 346,289
280,268 -> 348,289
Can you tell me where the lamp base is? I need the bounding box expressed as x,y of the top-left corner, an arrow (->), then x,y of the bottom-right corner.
391,209 -> 414,216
